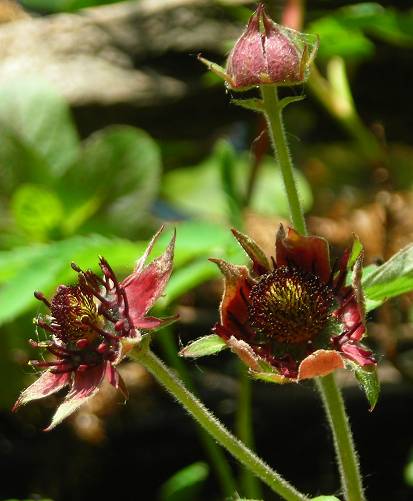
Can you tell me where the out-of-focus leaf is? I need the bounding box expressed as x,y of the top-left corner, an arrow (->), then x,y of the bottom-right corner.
250,159 -> 312,217
180,335 -> 228,358
308,3 -> 413,62
0,79 -> 79,177
59,126 -> 161,235
363,244 -> 413,310
159,461 -> 209,501
404,448 -> 413,487
0,235 -> 146,325
308,17 -> 374,61
0,129 -> 52,193
11,184 -> 64,241
162,143 -> 312,222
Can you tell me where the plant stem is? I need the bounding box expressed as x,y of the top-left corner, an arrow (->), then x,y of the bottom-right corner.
260,84 -> 307,235
157,328 -> 237,497
236,364 -> 263,499
317,373 -> 366,501
132,347 -> 310,501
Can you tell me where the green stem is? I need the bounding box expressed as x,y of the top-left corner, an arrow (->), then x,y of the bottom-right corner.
132,347 -> 310,501
236,364 -> 263,499
260,84 -> 307,235
317,373 -> 366,501
157,328 -> 237,497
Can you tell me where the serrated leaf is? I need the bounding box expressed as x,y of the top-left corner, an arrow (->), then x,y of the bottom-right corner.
180,335 -> 228,358
362,244 -> 413,309
354,364 -> 380,411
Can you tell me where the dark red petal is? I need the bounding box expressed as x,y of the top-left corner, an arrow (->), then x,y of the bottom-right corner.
210,259 -> 254,339
122,230 -> 175,327
231,228 -> 270,275
275,225 -> 331,283
106,364 -> 128,400
44,363 -> 106,431
13,370 -> 71,411
340,342 -> 376,366
133,314 -> 178,331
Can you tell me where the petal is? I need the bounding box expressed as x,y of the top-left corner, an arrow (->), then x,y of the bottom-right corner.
122,230 -> 175,326
226,336 -> 261,371
44,364 -> 106,431
133,314 -> 178,331
134,226 -> 164,276
210,259 -> 254,337
340,343 -> 376,366
13,370 -> 71,411
298,349 -> 344,380
106,364 -> 128,399
275,225 -> 331,283
231,228 -> 270,275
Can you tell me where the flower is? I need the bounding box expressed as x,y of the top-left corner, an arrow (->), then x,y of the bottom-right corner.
211,225 -> 375,382
13,227 -> 176,430
199,3 -> 318,90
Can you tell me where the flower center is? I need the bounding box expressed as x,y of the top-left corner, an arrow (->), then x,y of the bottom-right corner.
248,266 -> 334,344
50,285 -> 103,341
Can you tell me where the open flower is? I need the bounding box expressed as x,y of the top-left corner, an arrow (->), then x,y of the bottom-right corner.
209,226 -> 375,383
13,227 -> 176,430
199,3 -> 318,90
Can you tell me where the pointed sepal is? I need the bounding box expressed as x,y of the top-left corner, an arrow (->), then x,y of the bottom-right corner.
353,363 -> 380,411
179,334 -> 228,358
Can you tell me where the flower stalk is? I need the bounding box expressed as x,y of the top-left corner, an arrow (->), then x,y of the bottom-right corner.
132,345 -> 310,501
260,84 -> 307,235
317,373 -> 366,501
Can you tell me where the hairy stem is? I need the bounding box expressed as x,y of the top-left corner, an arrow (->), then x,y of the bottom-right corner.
317,373 -> 366,501
132,347 -> 310,501
260,85 -> 307,235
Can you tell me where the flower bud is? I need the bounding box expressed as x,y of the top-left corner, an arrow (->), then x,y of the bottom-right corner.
226,3 -> 318,89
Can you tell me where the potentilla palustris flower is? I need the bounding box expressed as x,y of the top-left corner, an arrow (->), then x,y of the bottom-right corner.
209,225 -> 375,383
13,227 -> 176,430
198,3 -> 318,90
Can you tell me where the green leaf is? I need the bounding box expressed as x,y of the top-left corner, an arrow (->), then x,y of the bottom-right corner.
11,184 -> 64,241
0,79 -> 79,177
159,461 -> 209,501
231,98 -> 264,113
353,364 -> 380,411
59,126 -> 161,235
180,335 -> 228,358
0,235 -> 146,325
362,244 -> 413,310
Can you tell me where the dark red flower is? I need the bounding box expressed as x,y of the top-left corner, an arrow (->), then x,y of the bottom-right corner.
198,3 -> 318,91
211,225 -> 375,382
13,228 -> 176,429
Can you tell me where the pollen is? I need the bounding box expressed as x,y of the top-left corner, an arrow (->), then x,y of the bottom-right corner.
248,266 -> 334,344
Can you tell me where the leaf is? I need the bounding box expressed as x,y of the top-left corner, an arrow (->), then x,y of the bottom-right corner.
59,126 -> 161,235
180,335 -> 228,358
11,184 -> 64,241
158,461 -> 209,501
0,79 -> 79,177
0,235 -> 146,325
353,364 -> 380,411
362,244 -> 413,309
231,98 -> 264,113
